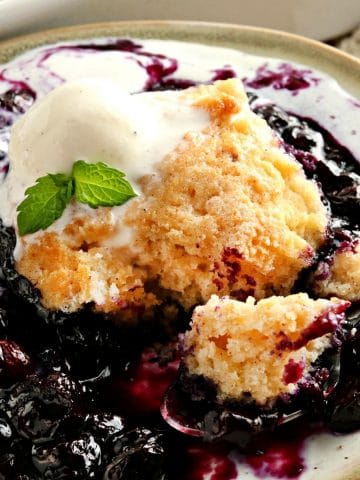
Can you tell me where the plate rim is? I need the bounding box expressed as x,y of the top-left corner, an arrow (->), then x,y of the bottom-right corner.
1,20 -> 359,95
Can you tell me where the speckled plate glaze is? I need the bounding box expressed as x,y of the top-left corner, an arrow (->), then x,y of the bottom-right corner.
0,21 -> 360,480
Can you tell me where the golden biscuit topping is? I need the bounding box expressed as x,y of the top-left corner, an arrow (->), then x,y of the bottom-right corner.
184,293 -> 349,404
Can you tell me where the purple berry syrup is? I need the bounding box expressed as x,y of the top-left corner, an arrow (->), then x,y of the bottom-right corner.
244,63 -> 321,94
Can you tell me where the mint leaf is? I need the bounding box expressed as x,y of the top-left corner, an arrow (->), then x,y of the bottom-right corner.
17,174 -> 74,236
72,160 -> 137,208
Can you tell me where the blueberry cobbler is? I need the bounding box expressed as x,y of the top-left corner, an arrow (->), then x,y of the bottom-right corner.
0,38 -> 359,479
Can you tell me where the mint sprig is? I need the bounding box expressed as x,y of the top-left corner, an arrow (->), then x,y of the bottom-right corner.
73,160 -> 136,208
17,174 -> 73,236
17,161 -> 137,236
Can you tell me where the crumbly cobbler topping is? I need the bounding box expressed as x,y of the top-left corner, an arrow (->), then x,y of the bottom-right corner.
184,293 -> 348,404
17,79 -> 327,314
310,241 -> 360,302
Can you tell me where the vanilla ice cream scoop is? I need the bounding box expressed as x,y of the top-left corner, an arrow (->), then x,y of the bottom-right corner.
0,77 -> 209,227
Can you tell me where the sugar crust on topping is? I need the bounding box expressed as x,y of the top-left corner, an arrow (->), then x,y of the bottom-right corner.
184,294 -> 347,405
128,80 -> 327,309
16,79 -> 328,314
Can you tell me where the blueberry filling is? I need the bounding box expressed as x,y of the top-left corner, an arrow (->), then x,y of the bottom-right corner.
162,314 -> 347,451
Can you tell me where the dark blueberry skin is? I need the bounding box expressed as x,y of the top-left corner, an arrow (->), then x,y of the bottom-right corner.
32,433 -> 101,479
0,340 -> 32,384
103,427 -> 168,480
325,306 -> 360,433
0,307 -> 8,337
0,418 -> 38,480
0,89 -> 35,115
326,377 -> 360,433
85,412 -> 126,461
7,373 -> 81,442
0,222 -> 41,307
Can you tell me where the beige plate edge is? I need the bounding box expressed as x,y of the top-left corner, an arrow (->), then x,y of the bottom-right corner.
0,20 -> 359,98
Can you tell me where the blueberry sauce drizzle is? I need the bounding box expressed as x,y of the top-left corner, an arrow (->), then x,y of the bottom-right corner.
0,39 -> 359,479
244,63 -> 321,94
211,67 -> 237,82
169,442 -> 238,480
276,302 -> 349,351
243,420 -> 313,479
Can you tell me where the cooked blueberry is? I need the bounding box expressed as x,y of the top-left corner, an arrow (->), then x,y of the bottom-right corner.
0,89 -> 35,114
327,181 -> 360,222
149,78 -> 195,91
54,313 -> 143,383
282,125 -> 318,152
253,104 -> 290,130
0,307 -> 8,337
0,416 -> 12,444
7,373 -> 80,441
56,317 -> 112,380
0,453 -> 16,479
104,427 -> 167,480
36,347 -> 68,374
32,433 -> 101,479
0,340 -> 32,383
85,413 -> 126,445
0,436 -> 34,479
316,306 -> 360,433
0,221 -> 40,308
327,377 -> 360,433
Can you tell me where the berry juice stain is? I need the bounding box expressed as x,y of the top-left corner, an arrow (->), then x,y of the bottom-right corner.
105,346 -> 180,416
168,426 -> 312,480
276,301 -> 349,352
245,63 -> 320,94
245,439 -> 305,479
212,67 -> 237,81
349,98 -> 360,109
169,442 -> 238,480
38,39 -> 183,92
243,421 -> 317,479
